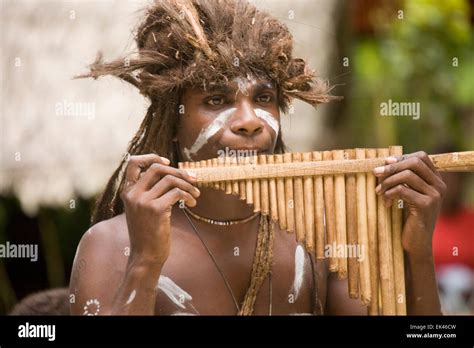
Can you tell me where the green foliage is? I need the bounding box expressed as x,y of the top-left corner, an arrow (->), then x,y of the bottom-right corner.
349,0 -> 473,152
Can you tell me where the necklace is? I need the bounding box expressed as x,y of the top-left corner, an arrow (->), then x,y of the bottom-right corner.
183,206 -> 259,226
182,208 -> 272,315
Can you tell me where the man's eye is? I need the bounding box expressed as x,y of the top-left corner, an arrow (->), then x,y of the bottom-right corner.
257,94 -> 272,103
206,96 -> 225,106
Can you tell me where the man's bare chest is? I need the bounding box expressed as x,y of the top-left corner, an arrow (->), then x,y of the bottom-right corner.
153,229 -> 316,315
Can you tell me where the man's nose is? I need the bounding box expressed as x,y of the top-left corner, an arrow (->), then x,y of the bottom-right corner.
229,104 -> 264,136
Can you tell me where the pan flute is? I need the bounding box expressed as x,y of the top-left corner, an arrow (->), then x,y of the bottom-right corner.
178,147 -> 474,315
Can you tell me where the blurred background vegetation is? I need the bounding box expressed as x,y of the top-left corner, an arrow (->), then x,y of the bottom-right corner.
0,0 -> 473,314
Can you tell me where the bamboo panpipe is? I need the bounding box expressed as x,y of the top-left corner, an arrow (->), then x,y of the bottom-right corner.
178,149 -> 474,315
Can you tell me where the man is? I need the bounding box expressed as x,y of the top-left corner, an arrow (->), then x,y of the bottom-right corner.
70,0 -> 445,315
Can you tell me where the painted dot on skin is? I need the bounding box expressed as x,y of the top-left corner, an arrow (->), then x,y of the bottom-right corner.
83,298 -> 100,316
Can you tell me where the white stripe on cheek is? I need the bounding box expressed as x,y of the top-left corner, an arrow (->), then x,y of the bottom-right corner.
254,108 -> 279,136
183,107 -> 236,160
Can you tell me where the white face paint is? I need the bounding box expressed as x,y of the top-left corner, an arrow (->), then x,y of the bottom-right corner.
125,289 -> 136,305
234,75 -> 257,96
183,108 -> 236,160
290,244 -> 305,301
157,276 -> 193,309
254,108 -> 279,136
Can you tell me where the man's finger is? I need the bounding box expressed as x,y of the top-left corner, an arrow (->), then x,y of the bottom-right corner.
124,154 -> 170,184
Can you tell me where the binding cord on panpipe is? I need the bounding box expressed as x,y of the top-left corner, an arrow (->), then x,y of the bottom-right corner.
178,148 -> 474,315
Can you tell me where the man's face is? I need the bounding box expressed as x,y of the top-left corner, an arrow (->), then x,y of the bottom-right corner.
175,76 -> 280,161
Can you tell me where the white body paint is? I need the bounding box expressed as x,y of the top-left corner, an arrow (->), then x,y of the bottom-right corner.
290,244 -> 305,300
157,276 -> 193,310
171,312 -> 198,316
125,289 -> 136,305
255,108 -> 279,136
183,108 -> 236,160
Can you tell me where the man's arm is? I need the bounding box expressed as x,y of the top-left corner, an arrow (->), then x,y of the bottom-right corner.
405,252 -> 441,315
69,221 -> 162,315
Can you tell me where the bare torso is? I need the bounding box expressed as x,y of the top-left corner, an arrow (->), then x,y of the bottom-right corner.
95,205 -> 327,315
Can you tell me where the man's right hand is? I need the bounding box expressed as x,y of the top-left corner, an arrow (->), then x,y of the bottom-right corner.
120,154 -> 200,268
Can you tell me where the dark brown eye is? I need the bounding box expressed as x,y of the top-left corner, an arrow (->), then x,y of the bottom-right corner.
257,94 -> 272,103
207,96 -> 225,106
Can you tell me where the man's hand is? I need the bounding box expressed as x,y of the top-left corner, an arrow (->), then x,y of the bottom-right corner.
120,154 -> 200,267
374,151 -> 447,259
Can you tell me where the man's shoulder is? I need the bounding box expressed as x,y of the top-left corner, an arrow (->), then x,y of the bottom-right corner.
79,213 -> 129,252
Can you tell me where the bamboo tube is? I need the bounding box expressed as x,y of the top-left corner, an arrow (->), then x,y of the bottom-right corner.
202,160 -> 209,188
259,155 -> 270,216
389,145 -> 406,315
252,155 -> 261,212
323,151 -> 338,272
430,151 -> 474,171
224,157 -> 232,194
312,151 -> 325,259
182,162 -> 190,194
238,156 -> 246,200
355,148 -> 371,305
284,153 -> 295,233
188,161 -> 199,191
211,159 -> 219,189
344,149 -> 359,298
333,150 -> 347,279
231,156 -> 240,195
275,154 -> 287,230
366,148 -> 379,315
267,155 -> 279,222
302,152 -> 315,252
198,160 -> 206,187
293,153 -> 306,243
245,156 -> 253,204
217,156 -> 225,190
376,148 -> 396,315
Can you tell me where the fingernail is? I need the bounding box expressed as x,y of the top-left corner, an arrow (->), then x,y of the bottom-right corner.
373,166 -> 385,175
375,184 -> 382,194
186,170 -> 197,179
161,157 -> 170,165
386,157 -> 398,164
194,187 -> 200,196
